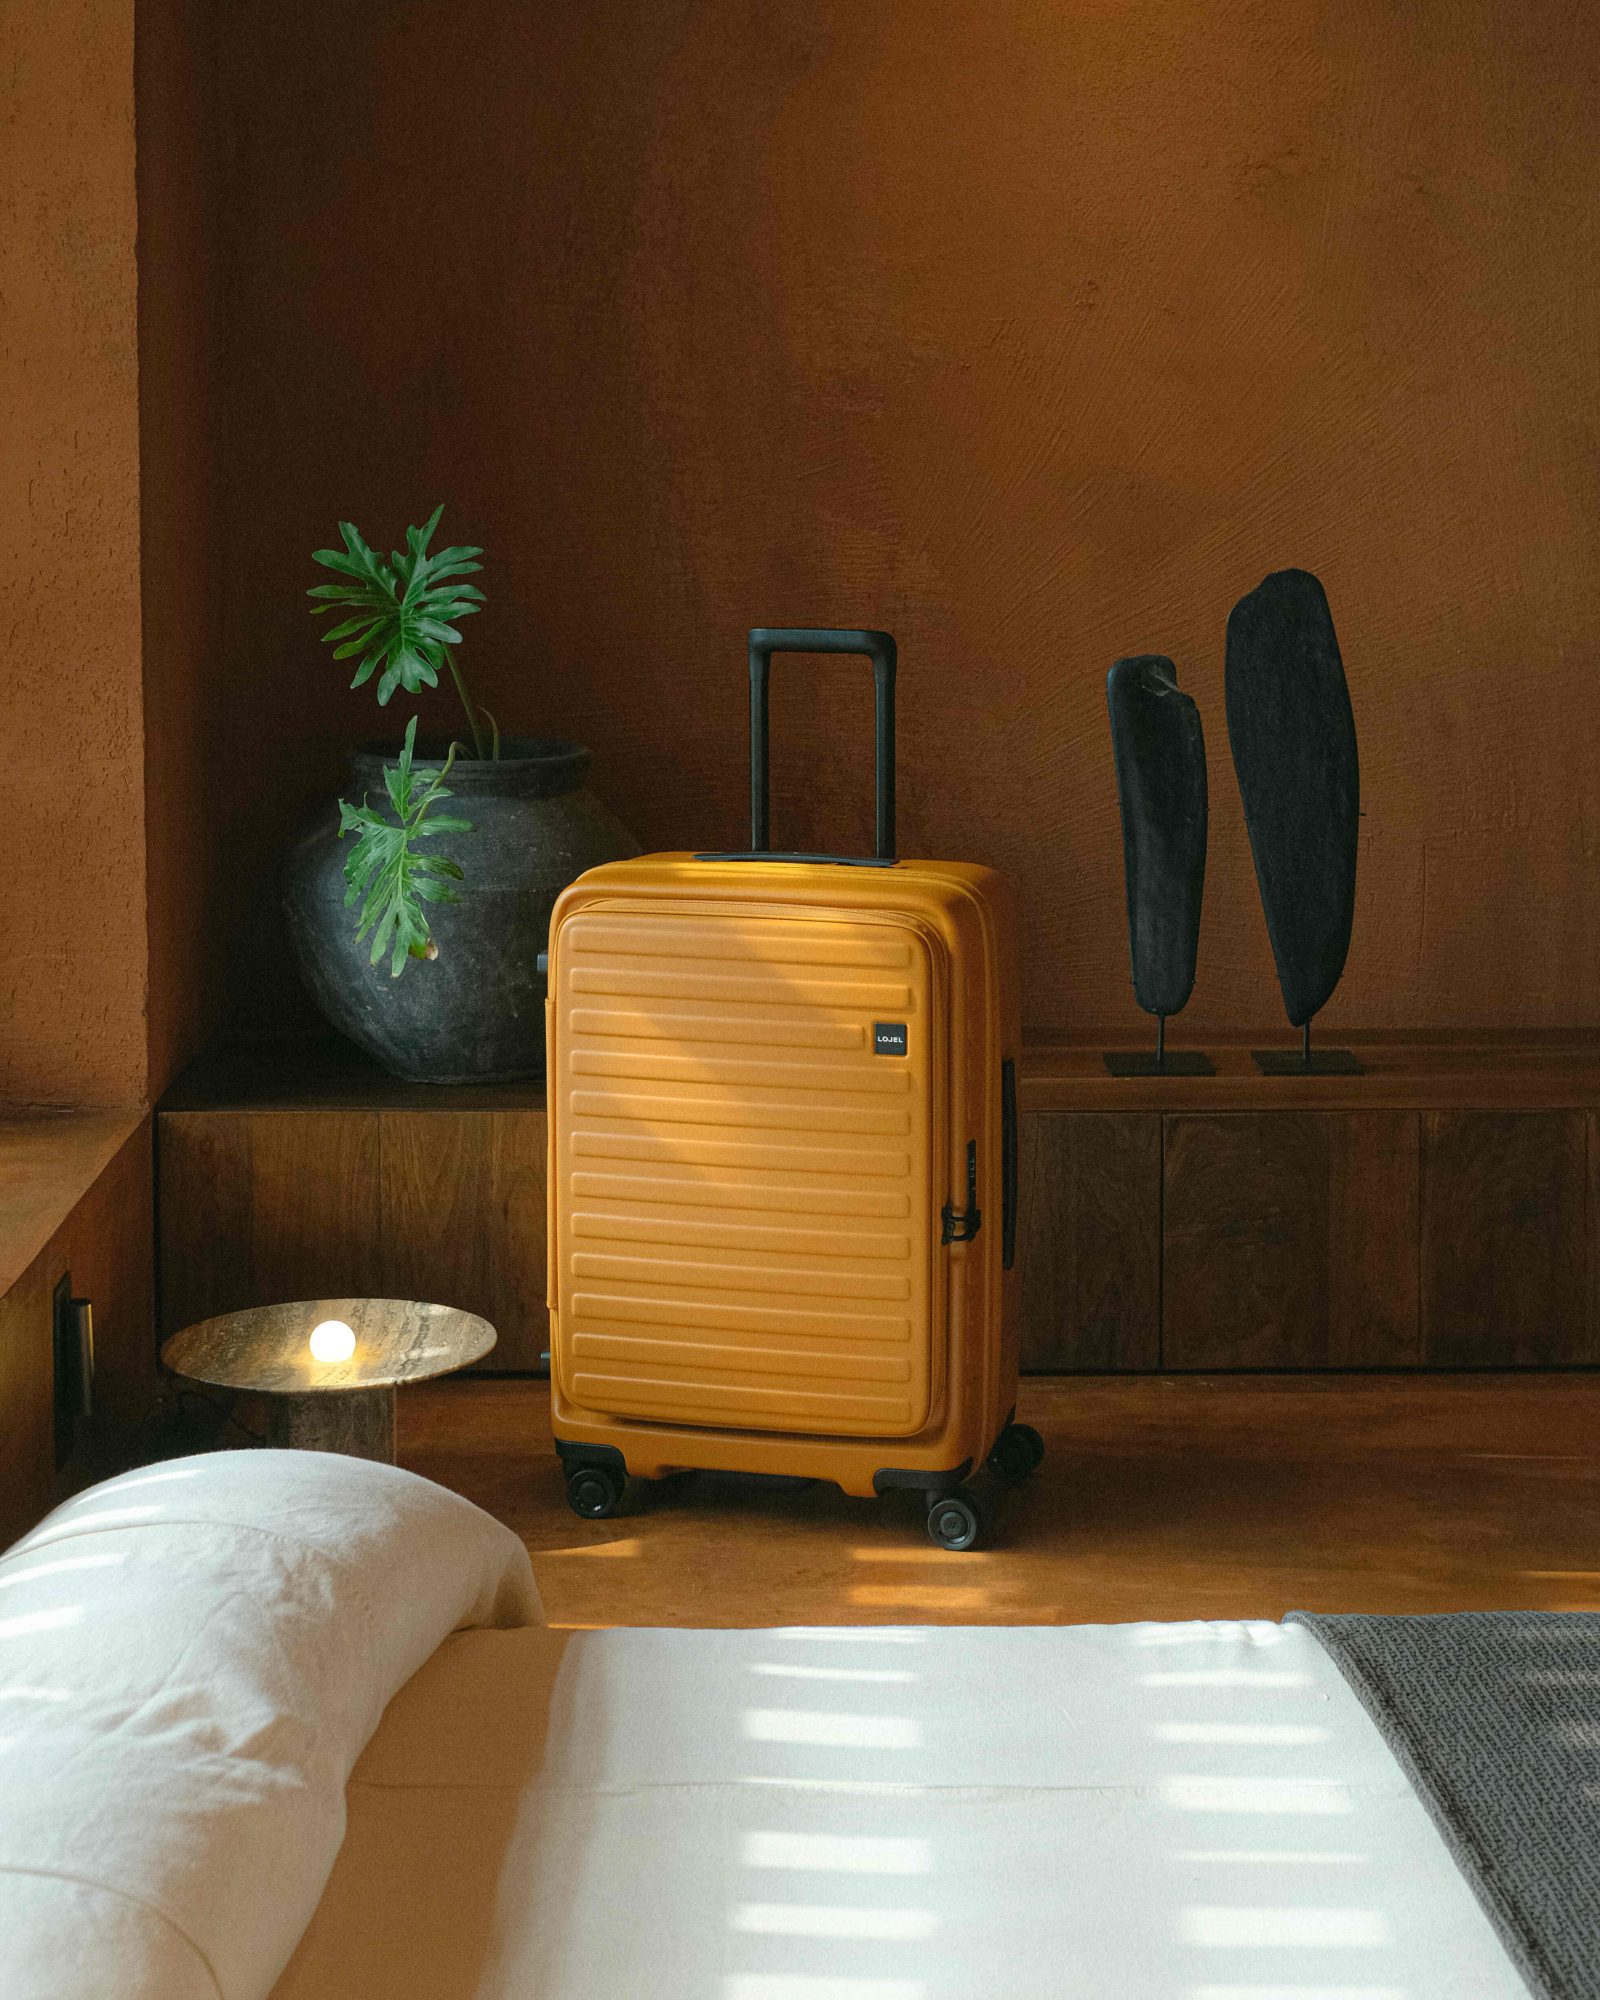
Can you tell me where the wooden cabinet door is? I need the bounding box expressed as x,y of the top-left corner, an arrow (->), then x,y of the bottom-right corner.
379,1111 -> 547,1371
159,1111 -> 385,1335
1422,1111 -> 1593,1365
159,1109 -> 546,1371
53,1124 -> 157,1426
1163,1112 -> 1420,1368
0,1256 -> 52,1544
1017,1112 -> 1160,1370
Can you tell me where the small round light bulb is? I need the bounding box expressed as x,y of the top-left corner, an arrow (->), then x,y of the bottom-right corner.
309,1318 -> 356,1364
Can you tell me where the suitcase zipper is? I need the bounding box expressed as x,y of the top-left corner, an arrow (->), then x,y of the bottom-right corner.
941,1140 -> 983,1244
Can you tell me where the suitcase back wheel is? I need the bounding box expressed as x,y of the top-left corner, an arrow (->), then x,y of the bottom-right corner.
567,1464 -> 625,1519
987,1421 -> 1045,1481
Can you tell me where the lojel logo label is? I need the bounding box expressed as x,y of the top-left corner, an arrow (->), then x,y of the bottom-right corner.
873,1021 -> 909,1057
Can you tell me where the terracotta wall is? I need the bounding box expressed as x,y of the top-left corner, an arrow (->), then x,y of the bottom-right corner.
0,0 -> 223,1108
1,0 -> 147,1104
137,0 -> 226,1098
210,0 -> 1600,1043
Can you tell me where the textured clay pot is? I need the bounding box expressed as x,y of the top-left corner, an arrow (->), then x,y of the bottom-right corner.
283,738 -> 638,1083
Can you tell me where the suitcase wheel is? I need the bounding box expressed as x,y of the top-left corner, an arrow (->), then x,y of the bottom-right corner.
926,1491 -> 985,1552
566,1464 -> 625,1520
987,1421 -> 1046,1482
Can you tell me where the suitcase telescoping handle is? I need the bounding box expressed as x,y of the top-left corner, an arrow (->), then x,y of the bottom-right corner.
742,627 -> 898,865
696,628 -> 896,865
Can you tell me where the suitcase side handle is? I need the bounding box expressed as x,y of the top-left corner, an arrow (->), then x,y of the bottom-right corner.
747,627 -> 897,862
1001,1057 -> 1018,1271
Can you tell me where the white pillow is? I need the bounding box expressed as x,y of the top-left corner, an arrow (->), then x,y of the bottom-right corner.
0,1449 -> 540,2000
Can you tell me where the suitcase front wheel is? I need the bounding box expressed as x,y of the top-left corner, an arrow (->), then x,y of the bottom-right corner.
567,1464 -> 625,1520
926,1493 -> 985,1552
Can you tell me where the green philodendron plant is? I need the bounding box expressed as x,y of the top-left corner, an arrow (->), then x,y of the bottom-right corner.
308,505 -> 494,977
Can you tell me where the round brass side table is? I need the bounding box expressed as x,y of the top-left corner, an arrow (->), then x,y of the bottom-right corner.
160,1297 -> 496,1463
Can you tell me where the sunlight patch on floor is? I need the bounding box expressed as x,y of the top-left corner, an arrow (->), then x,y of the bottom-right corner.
544,1538 -> 643,1560
848,1585 -> 989,1612
846,1546 -> 993,1565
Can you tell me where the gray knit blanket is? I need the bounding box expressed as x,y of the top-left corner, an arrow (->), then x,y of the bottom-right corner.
1290,1611 -> 1600,2000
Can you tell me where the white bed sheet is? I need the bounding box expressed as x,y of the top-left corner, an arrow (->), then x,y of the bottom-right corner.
272,1618 -> 1526,2000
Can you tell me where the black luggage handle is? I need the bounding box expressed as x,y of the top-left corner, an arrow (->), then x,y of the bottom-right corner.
1001,1057 -> 1018,1270
696,628 -> 897,866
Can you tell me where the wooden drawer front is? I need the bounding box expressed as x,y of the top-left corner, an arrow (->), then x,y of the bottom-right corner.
1421,1111 -> 1593,1366
1163,1112 -> 1420,1369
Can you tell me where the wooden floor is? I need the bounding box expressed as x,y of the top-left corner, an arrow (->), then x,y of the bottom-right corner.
398,1373 -> 1600,1630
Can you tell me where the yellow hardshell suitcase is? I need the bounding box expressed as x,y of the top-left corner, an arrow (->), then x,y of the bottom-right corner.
544,629 -> 1039,1548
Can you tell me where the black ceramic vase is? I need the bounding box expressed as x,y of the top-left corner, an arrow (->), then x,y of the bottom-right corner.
283,739 -> 639,1084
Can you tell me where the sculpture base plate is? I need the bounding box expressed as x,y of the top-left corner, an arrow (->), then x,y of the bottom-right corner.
1104,1051 -> 1215,1077
1251,1048 -> 1364,1076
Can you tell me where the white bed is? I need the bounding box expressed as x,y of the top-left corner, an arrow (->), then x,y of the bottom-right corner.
0,1453 -> 1527,2000
273,1615 -> 1524,2000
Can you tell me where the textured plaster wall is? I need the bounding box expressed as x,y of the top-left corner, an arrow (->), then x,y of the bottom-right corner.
1,0 -> 147,1103
213,0 -> 1600,1041
137,0 -> 224,1098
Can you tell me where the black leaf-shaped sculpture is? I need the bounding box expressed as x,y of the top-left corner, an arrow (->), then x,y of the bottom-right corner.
1225,568 -> 1362,1073
1105,655 -> 1212,1076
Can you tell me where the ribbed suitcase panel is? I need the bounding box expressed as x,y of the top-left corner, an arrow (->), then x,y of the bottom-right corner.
553,907 -> 939,1438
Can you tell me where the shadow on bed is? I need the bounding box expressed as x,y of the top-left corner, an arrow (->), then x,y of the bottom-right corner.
272,1628 -> 584,1998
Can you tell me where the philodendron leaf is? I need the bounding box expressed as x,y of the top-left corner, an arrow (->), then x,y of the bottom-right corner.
337,716 -> 473,977
308,505 -> 487,716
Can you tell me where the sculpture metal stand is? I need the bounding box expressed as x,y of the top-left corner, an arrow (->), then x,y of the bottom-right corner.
1224,569 -> 1362,1075
1105,655 -> 1212,1076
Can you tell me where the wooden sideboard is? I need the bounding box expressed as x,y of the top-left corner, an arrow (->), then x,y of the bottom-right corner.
0,1111 -> 157,1543
159,1047 -> 549,1370
157,1036 -> 1600,1376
